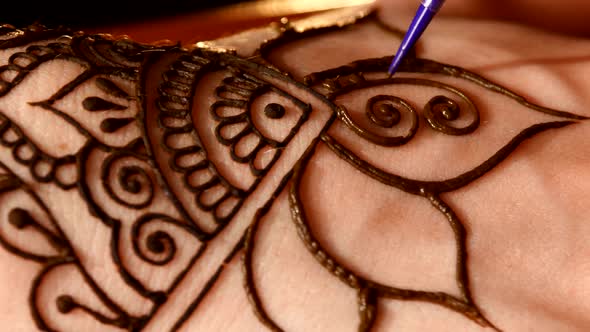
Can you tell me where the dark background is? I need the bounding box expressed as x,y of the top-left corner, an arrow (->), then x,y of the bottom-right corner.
1,0 -> 255,29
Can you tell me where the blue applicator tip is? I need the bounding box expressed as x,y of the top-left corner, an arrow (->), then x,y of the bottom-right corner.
388,0 -> 445,77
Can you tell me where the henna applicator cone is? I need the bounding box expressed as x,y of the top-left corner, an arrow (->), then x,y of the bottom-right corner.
388,0 -> 446,77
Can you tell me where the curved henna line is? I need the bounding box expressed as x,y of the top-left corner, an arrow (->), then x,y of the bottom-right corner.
336,95 -> 419,146
305,56 -> 587,121
215,118 -> 251,146
101,150 -> 155,209
101,117 -> 135,132
69,34 -> 158,69
0,43 -> 88,98
0,234 -> 64,264
0,112 -> 79,189
110,222 -> 169,304
0,164 -> 139,329
95,77 -> 131,99
248,145 -> 281,177
174,163 -> 298,332
169,145 -> 202,172
31,259 -> 147,332
0,173 -> 21,190
156,52 -> 249,225
358,287 -> 378,332
292,138 -> 501,330
0,30 -> 197,330
196,190 -> 232,213
230,137 -> 265,164
243,206 -> 285,332
76,256 -> 146,328
367,281 -> 501,330
0,162 -> 72,247
16,33 -> 156,104
147,49 -> 318,234
314,75 -> 482,140
212,73 -> 312,151
30,259 -> 76,332
131,213 -> 203,266
289,137 -> 362,289
44,69 -> 99,104
425,192 -> 495,329
77,143 -> 143,226
424,95 -> 479,135
321,121 -> 576,196
42,67 -> 136,105
0,24 -> 71,49
55,295 -> 141,330
31,102 -> 104,143
366,97 -> 401,128
0,208 -> 69,262
83,96 -> 127,112
411,57 -> 588,121
426,194 -> 470,302
254,9 -> 375,63
136,245 -> 208,330
76,143 -> 170,303
205,50 -> 339,115
137,51 -> 213,241
184,165 -> 221,193
329,76 -> 479,123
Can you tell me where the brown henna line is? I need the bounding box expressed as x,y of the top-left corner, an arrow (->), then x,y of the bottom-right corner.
0,23 -> 71,50
0,113 -> 78,189
100,117 -> 135,133
54,294 -> 139,329
307,55 -> 587,121
8,208 -> 68,253
0,163 -> 147,331
95,77 -> 131,99
338,94 -> 419,146
0,8 -> 586,332
291,134 -> 497,329
243,208 -> 285,332
82,96 -> 127,111
251,8 -> 374,70
131,214 -> 204,267
357,287 -> 378,332
328,76 -> 480,146
264,103 -> 285,119
424,95 -> 478,135
153,51 -> 249,229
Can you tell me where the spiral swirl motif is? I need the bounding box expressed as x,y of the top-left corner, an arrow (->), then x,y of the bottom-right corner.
337,95 -> 418,146
366,95 -> 404,128
131,214 -> 182,266
424,95 -> 479,135
101,152 -> 155,209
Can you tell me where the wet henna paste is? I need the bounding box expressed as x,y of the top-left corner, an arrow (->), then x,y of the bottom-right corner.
0,7 -> 585,332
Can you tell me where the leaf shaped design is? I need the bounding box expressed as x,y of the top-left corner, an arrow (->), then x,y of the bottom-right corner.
0,164 -> 144,332
305,56 -> 586,183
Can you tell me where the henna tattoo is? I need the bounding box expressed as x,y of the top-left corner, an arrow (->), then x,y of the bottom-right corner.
0,7 -> 587,332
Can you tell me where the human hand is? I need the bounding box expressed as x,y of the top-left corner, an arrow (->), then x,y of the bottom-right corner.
0,4 -> 589,332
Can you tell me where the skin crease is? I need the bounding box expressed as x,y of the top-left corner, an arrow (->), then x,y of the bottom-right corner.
0,2 -> 590,332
